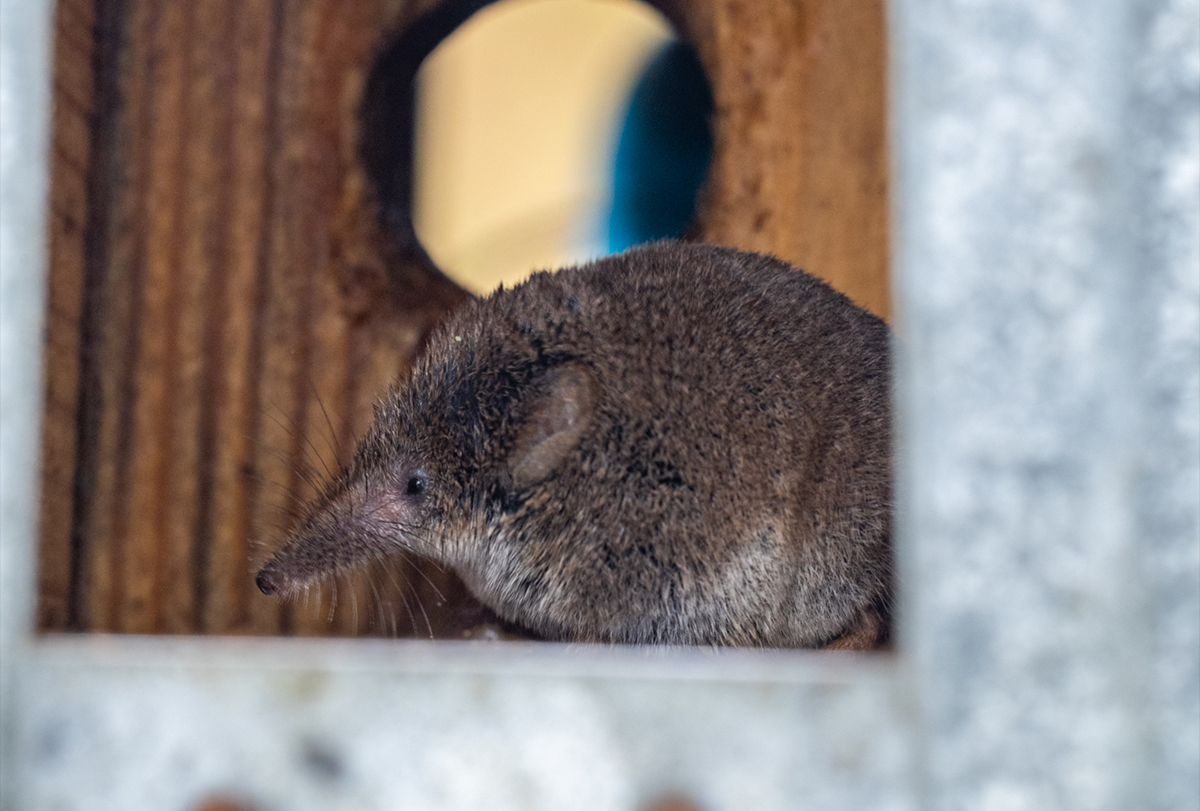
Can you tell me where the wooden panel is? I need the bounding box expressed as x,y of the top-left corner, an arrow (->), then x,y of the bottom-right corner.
82,0 -> 165,633
39,0 -> 447,636
691,0 -> 891,319
39,0 -> 890,635
202,0 -> 278,635
38,0 -> 97,631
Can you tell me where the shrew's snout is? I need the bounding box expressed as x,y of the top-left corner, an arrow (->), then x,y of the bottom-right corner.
252,475 -> 421,599
255,567 -> 281,595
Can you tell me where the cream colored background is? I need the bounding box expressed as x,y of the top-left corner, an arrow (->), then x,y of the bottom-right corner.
413,0 -> 674,292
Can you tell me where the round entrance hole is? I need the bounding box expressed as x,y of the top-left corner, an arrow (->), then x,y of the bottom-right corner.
365,0 -> 713,294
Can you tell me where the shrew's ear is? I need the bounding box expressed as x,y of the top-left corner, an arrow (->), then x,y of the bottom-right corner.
507,364 -> 596,491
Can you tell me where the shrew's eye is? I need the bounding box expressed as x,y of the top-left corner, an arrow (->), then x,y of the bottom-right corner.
405,475 -> 426,497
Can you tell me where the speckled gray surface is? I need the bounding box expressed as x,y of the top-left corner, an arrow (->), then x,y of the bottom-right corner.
14,639 -> 914,811
1,0 -> 1197,809
892,0 -> 1199,809
1131,4 -> 1200,809
0,0 -> 52,809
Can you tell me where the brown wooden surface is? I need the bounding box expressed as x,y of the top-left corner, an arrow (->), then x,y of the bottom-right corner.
688,0 -> 891,319
38,0 -> 97,631
38,0 -> 889,636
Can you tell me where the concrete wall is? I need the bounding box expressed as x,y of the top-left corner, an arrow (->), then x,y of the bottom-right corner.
892,1 -> 1199,808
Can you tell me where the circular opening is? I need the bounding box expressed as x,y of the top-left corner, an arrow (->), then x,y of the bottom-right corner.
364,0 -> 713,294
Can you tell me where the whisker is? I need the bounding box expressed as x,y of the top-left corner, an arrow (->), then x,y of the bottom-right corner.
262,407 -> 333,491
413,578 -> 435,640
359,532 -> 448,604
381,561 -> 421,638
409,561 -> 447,604
367,574 -> 388,637
308,378 -> 344,465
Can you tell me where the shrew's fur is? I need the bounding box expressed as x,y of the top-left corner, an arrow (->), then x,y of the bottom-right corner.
257,242 -> 892,648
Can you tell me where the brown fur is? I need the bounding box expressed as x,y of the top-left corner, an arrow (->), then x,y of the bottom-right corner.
257,242 -> 892,647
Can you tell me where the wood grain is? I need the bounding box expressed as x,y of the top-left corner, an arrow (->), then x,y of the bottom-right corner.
38,0 -> 890,636
37,0 -> 97,631
698,0 -> 890,318
203,0 -> 277,634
